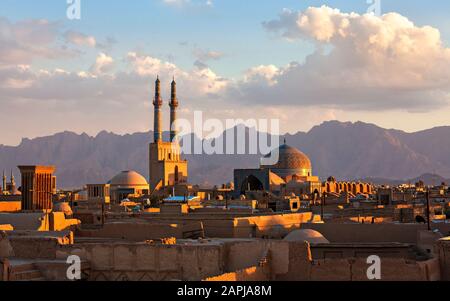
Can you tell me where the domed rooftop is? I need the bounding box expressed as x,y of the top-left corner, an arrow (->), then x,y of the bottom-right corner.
109,170 -> 148,186
261,144 -> 312,172
283,229 -> 329,244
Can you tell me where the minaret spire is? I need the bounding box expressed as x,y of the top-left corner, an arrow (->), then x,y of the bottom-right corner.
2,170 -> 6,192
169,76 -> 179,142
153,76 -> 163,142
10,169 -> 15,185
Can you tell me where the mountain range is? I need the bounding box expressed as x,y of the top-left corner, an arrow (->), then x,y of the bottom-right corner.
1,121 -> 450,188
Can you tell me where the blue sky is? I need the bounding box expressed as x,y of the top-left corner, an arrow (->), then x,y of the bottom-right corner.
1,0 -> 450,145
2,0 -> 450,77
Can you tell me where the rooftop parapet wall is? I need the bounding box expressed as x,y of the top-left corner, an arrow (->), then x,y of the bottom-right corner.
436,238 -> 450,280
7,231 -> 73,259
0,225 -> 13,231
233,212 -> 315,239
0,231 -> 14,258
0,212 -> 80,232
0,212 -> 49,231
145,212 -> 315,239
302,223 -> 450,244
57,241 -> 226,281
97,212 -> 316,239
3,234 -> 446,281
205,266 -> 269,281
55,238 -> 291,281
0,201 -> 21,213
204,240 -> 442,281
77,221 -> 204,241
308,257 -> 438,281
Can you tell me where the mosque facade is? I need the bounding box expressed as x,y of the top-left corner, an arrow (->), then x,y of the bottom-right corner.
85,77 -> 189,204
148,77 -> 188,192
234,142 -> 322,197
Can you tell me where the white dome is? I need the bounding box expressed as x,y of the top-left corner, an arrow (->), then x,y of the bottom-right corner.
109,171 -> 148,186
284,229 -> 329,244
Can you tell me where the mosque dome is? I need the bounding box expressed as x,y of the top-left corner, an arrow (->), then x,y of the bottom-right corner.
261,144 -> 312,178
283,229 -> 329,244
109,171 -> 148,186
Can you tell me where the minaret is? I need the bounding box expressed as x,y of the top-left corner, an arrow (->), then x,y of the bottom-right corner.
169,77 -> 179,142
10,170 -> 16,194
153,76 -> 163,143
10,170 -> 15,185
2,170 -> 6,192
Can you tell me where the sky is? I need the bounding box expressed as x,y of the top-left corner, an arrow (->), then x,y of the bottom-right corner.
1,0 -> 450,146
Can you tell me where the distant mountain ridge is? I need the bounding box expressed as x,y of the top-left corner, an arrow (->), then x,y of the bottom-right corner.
359,173 -> 450,186
1,121 -> 450,188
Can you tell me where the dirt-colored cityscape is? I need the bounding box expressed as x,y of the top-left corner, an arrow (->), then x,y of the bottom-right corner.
1,78 -> 449,282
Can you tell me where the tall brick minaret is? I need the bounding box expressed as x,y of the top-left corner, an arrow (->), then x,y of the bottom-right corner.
149,76 -> 188,191
169,77 -> 179,142
153,76 -> 163,142
2,170 -> 6,192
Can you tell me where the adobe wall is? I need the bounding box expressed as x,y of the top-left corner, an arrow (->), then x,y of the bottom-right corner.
52,238 -> 287,281
57,241 -> 226,281
33,260 -> 91,281
302,223 -> 426,244
7,231 -> 73,259
0,201 -> 21,213
274,241 -> 312,281
436,238 -> 450,280
202,219 -> 237,238
0,231 -> 14,258
49,212 -> 81,231
205,266 -> 269,281
310,243 -> 415,260
151,212 -> 315,239
223,240 -> 289,275
208,240 -> 442,281
309,258 -> 438,281
233,213 -> 314,239
77,221 -> 204,241
0,213 -> 49,231
0,225 -> 13,231
0,212 -> 80,232
288,242 -> 441,281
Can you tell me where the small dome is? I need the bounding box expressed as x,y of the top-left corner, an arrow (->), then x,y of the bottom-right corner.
109,171 -> 148,186
284,229 -> 329,244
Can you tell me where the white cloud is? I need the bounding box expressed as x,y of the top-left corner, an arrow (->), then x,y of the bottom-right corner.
0,50 -> 231,145
0,51 -> 228,111
162,0 -> 213,8
193,48 -> 224,61
126,52 -> 227,96
243,65 -> 280,86
243,5 -> 450,111
0,17 -> 76,66
90,53 -> 114,75
163,0 -> 189,6
64,30 -> 97,48
3,7 -> 450,145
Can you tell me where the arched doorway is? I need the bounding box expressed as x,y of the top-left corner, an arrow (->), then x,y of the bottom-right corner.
241,175 -> 264,194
